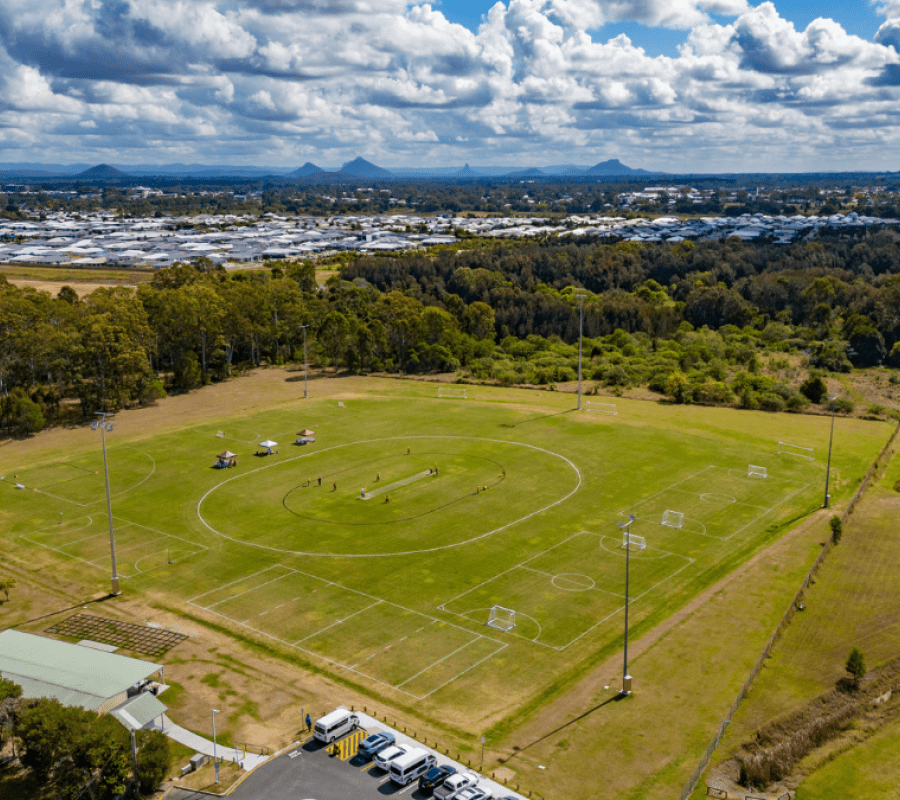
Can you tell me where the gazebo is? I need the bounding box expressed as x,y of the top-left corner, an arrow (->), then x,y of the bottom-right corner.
296,428 -> 316,445
215,451 -> 237,468
258,439 -> 278,456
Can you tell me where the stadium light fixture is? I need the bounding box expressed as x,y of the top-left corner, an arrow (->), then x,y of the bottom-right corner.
824,394 -> 839,508
212,708 -> 220,784
616,513 -> 637,696
92,412 -> 120,596
576,294 -> 586,411
300,324 -> 309,399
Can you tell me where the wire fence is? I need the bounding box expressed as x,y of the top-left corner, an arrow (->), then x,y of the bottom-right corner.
678,421 -> 900,800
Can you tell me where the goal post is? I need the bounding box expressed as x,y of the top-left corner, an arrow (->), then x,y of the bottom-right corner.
777,442 -> 815,460
661,510 -> 684,529
748,464 -> 767,479
438,386 -> 467,399
487,606 -> 515,632
622,533 -> 646,551
586,401 -> 616,415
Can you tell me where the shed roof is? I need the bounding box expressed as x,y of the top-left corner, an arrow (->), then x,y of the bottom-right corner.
109,692 -> 168,732
0,630 -> 161,711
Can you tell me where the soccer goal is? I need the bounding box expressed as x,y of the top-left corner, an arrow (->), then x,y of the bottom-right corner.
487,606 -> 516,632
778,442 -> 815,460
748,464 -> 767,479
622,533 -> 646,551
215,431 -> 224,438
586,401 -> 616,415
661,510 -> 684,529
438,386 -> 467,399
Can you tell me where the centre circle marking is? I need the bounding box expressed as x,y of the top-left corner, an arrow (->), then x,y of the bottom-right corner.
197,435 -> 582,558
700,492 -> 736,504
551,573 -> 595,592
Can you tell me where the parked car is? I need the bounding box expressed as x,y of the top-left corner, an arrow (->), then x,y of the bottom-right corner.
455,786 -> 493,800
433,771 -> 477,800
357,731 -> 396,759
418,764 -> 457,793
374,743 -> 412,771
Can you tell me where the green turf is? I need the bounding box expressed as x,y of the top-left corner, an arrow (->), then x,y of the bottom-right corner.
0,388 -> 890,718
794,720 -> 900,800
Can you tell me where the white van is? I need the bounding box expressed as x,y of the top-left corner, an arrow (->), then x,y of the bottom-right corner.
313,706 -> 359,744
388,748 -> 437,786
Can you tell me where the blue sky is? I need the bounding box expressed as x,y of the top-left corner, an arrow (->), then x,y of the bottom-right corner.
1,0 -> 899,172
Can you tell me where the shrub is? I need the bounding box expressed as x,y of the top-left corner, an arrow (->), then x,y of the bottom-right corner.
829,515 -> 842,543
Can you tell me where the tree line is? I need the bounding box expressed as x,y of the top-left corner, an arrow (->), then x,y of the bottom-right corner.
2,230 -> 900,436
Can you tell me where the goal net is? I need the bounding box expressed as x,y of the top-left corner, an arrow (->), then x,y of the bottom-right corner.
778,442 -> 815,460
748,464 -> 767,479
487,606 -> 516,632
661,510 -> 684,529
622,533 -> 646,551
438,387 -> 467,399
586,401 -> 616,415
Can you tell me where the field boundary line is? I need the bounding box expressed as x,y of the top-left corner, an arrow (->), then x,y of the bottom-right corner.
195,435 -> 583,557
395,636 -> 483,688
187,564 -> 506,699
294,600 -> 383,644
420,641 -> 509,699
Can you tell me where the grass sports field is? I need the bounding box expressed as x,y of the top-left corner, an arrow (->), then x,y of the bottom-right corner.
0,377 -> 893,784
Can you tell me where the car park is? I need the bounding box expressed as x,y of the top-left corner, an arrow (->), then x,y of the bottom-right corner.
357,731 -> 396,759
434,771 -> 477,799
419,764 -> 457,793
373,742 -> 412,771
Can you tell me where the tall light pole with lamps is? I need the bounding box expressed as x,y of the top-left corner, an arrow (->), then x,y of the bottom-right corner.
617,514 -> 636,695
211,708 -> 220,784
824,394 -> 838,508
91,412 -> 120,596
300,324 -> 309,399
576,294 -> 586,410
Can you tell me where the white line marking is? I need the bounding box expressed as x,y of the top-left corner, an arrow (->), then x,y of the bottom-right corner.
195,435 -> 583,557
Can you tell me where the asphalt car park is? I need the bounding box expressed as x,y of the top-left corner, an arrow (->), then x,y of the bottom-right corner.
229,711 -> 525,800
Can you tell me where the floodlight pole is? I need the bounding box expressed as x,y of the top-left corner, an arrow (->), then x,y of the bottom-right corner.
212,708 -> 220,784
94,412 -> 120,596
617,514 -> 636,696
576,294 -> 586,411
824,394 -> 838,508
300,324 -> 309,399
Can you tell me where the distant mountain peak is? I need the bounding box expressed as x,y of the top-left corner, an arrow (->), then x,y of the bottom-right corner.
456,163 -> 481,177
586,159 -> 648,175
339,157 -> 393,178
290,162 -> 325,177
75,163 -> 128,179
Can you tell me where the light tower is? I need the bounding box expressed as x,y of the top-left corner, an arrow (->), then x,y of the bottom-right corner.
576,294 -> 586,411
616,513 -> 636,695
91,412 -> 120,596
823,394 -> 838,508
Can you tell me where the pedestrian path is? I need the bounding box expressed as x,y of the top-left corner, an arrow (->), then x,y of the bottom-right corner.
150,715 -> 270,771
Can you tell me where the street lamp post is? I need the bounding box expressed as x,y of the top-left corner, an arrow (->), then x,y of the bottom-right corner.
300,324 -> 309,399
211,708 -> 220,784
824,394 -> 838,508
576,294 -> 586,411
616,514 -> 636,696
91,413 -> 119,596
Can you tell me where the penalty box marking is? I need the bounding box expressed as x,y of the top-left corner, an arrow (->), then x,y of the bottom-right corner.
20,516 -> 207,579
23,448 -> 157,509
188,565 -> 507,700
439,531 -> 694,651
619,465 -> 810,541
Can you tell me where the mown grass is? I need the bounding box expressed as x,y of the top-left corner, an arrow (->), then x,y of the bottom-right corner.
0,376 -> 892,799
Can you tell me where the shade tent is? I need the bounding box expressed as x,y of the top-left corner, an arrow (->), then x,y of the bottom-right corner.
258,439 -> 278,456
296,428 -> 316,445
214,450 -> 237,468
216,451 -> 237,460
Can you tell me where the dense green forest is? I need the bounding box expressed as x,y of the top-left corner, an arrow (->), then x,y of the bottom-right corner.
2,231 -> 900,436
